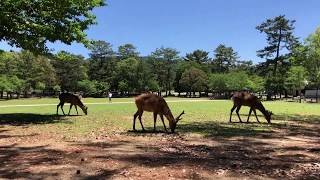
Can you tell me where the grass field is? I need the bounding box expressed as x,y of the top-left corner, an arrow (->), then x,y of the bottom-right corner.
0,97 -> 319,137
0,97 -> 319,179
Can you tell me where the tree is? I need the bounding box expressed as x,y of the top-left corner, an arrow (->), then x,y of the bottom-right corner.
151,47 -> 180,96
51,51 -> 87,91
209,74 -> 228,93
285,66 -> 307,102
184,50 -> 210,64
290,28 -> 320,101
0,75 -> 10,98
212,44 -> 238,73
118,44 -> 139,59
116,57 -> 139,92
78,80 -> 97,96
0,0 -> 105,53
180,67 -> 208,97
225,71 -> 250,91
247,75 -> 265,93
256,15 -> 298,74
88,40 -> 116,88
17,51 -> 57,92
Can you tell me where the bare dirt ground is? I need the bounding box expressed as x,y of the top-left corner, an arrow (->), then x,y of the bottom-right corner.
0,120 -> 319,180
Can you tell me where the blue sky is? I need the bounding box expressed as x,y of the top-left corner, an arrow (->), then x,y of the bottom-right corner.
1,0 -> 319,63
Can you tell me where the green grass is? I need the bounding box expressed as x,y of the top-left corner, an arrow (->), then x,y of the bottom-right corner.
1,97 -> 320,138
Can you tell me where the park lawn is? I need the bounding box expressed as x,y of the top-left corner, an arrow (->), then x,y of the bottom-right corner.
0,97 -> 320,139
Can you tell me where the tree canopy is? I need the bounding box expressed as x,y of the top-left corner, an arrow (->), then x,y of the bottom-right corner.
0,0 -> 105,53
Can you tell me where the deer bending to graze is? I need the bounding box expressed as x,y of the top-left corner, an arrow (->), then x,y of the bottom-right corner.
57,93 -> 88,116
133,93 -> 185,133
230,91 -> 272,123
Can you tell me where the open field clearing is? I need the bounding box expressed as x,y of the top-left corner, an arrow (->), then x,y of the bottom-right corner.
0,98 -> 319,179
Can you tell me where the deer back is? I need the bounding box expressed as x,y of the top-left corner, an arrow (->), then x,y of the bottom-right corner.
135,94 -> 171,115
59,93 -> 84,107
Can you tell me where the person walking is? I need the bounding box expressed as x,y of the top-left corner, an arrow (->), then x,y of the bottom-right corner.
108,91 -> 112,103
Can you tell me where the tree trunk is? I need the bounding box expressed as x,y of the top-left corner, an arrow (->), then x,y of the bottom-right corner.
267,92 -> 272,101
316,87 -> 319,103
298,89 -> 302,103
274,28 -> 282,75
0,91 -> 3,99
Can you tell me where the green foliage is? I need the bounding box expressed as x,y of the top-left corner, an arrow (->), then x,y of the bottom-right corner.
256,15 -> 298,75
88,40 -> 116,88
118,44 -> 139,59
184,50 -> 210,64
150,47 -> 180,94
212,44 -> 238,73
51,51 -> 87,91
118,80 -> 129,92
208,74 -> 228,92
247,75 -> 265,92
0,0 -> 105,53
78,80 -> 97,95
94,81 -> 110,96
225,71 -> 249,91
256,15 -> 298,59
285,66 -> 307,91
180,67 -> 208,93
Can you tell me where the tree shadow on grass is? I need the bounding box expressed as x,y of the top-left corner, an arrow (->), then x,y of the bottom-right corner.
273,114 -> 320,124
177,121 -> 273,138
0,113 -> 71,126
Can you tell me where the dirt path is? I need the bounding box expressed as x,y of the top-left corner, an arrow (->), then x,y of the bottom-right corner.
0,120 -> 319,179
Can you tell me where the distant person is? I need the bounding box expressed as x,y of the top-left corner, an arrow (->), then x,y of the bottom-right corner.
108,92 -> 112,103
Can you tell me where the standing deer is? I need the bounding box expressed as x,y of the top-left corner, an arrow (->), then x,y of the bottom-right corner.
230,91 -> 272,123
133,93 -> 185,133
57,93 -> 88,115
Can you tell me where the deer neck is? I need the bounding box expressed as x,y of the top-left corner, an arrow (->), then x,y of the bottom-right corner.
77,101 -> 85,109
256,103 -> 268,119
164,110 -> 176,127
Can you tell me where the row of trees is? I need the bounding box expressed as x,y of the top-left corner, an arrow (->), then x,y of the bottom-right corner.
1,15 -> 320,99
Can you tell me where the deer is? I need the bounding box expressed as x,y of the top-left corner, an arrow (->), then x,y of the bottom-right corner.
56,92 -> 88,116
230,91 -> 272,123
133,93 -> 185,133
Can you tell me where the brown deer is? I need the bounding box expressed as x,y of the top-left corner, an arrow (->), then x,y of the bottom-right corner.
133,93 -> 185,133
230,91 -> 272,123
56,93 -> 88,115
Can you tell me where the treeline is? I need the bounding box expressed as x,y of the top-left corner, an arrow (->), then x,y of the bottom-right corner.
1,15 -> 320,99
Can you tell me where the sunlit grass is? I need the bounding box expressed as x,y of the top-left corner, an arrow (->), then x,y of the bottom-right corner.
1,98 -> 320,138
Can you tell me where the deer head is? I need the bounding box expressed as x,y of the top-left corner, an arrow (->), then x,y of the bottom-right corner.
169,110 -> 185,133
265,110 -> 272,123
81,106 -> 88,115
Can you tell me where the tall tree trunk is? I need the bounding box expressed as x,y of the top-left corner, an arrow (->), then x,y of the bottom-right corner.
298,89 -> 302,103
0,91 -> 3,99
274,28 -> 282,75
316,87 -> 319,103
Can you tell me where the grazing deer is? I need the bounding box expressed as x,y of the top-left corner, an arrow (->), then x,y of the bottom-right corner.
133,93 -> 185,133
230,91 -> 272,123
57,93 -> 88,116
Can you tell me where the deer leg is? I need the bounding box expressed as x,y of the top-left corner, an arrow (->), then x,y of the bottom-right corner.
138,111 -> 145,131
247,108 -> 253,123
68,104 -> 73,115
236,106 -> 243,123
60,103 -> 66,115
160,114 -> 168,132
133,111 -> 139,131
230,105 -> 237,123
253,109 -> 261,123
153,112 -> 157,132
75,105 -> 79,115
57,103 -> 61,115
